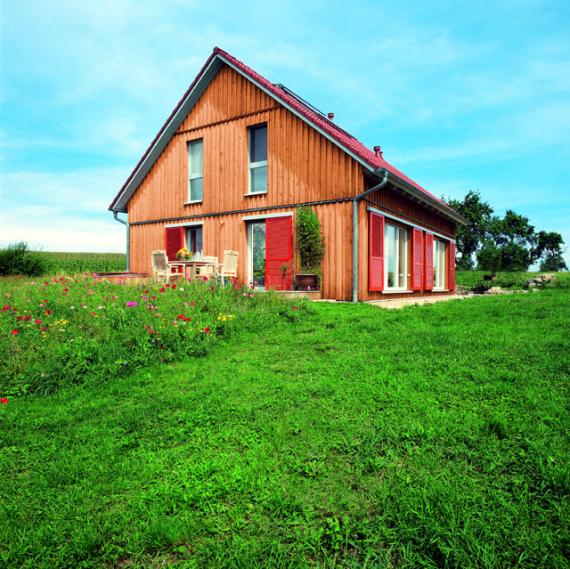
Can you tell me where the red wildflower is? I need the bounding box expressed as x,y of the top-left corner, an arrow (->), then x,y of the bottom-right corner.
2,305 -> 10,312
159,287 -> 166,293
11,329 -> 19,336
202,326 -> 211,334
0,398 -> 8,405
143,289 -> 149,293
150,295 -> 156,301
90,312 -> 97,316
165,283 -> 171,288
24,315 -> 31,321
291,306 -> 299,311
35,319 -> 43,325
44,309 -> 52,315
171,284 -> 177,290
16,316 -> 23,321
40,327 -> 48,332
63,288 -> 69,293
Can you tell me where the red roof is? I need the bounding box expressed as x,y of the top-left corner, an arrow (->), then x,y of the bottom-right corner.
110,47 -> 458,218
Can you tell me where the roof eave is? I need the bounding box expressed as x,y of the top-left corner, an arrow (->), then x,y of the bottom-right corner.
373,169 -> 467,226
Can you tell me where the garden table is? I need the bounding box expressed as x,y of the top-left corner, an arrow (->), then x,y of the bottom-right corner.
171,259 -> 215,280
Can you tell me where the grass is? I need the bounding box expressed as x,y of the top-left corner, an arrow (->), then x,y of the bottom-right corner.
1,286 -> 569,567
37,251 -> 127,274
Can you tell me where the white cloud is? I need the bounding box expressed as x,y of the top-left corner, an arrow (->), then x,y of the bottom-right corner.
0,168 -> 129,252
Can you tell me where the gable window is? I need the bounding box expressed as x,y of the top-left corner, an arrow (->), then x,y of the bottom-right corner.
188,139 -> 203,202
186,226 -> 203,255
248,124 -> 267,194
433,239 -> 446,289
385,222 -> 409,290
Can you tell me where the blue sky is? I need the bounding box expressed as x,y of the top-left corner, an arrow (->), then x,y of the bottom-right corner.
1,0 -> 569,263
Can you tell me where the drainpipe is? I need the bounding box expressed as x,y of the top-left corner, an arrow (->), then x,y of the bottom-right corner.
113,211 -> 130,272
352,168 -> 389,302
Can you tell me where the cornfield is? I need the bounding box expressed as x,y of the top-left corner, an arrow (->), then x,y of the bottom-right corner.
37,252 -> 126,274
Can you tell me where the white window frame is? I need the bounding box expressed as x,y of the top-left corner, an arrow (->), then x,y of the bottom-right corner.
384,222 -> 409,292
247,124 -> 268,195
433,239 -> 447,290
187,139 -> 203,203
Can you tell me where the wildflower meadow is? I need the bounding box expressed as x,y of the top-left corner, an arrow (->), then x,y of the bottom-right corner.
1,275 -> 306,396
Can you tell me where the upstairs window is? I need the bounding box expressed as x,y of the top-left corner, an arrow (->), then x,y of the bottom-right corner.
433,239 -> 446,289
188,139 -> 203,202
248,124 -> 267,194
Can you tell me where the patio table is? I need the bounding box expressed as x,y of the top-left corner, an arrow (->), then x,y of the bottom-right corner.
170,259 -> 216,280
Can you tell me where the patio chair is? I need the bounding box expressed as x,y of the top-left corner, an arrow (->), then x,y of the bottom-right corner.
196,256 -> 219,279
151,250 -> 183,280
219,250 -> 239,285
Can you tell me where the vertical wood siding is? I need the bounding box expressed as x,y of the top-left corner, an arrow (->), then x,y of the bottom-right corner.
128,64 -> 364,225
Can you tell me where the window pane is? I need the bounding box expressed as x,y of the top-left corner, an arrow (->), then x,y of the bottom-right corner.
398,228 -> 407,289
252,222 -> 266,287
189,140 -> 203,177
250,165 -> 267,193
190,178 -> 203,201
249,125 -> 267,162
385,224 -> 397,288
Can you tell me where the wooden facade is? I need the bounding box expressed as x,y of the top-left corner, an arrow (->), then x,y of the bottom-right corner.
121,60 -> 459,302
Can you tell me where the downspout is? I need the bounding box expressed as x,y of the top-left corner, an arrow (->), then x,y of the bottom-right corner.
113,211 -> 130,272
352,168 -> 389,302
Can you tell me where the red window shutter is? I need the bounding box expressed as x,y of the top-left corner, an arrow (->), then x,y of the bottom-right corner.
449,242 -> 456,291
424,232 -> 434,291
265,216 -> 292,290
412,228 -> 423,291
165,227 -> 184,261
368,212 -> 384,291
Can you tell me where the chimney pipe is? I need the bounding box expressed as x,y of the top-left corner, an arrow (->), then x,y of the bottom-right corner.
327,112 -> 334,120
374,145 -> 383,159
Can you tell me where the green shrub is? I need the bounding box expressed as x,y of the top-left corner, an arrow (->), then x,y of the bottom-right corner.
0,242 -> 46,277
296,207 -> 324,272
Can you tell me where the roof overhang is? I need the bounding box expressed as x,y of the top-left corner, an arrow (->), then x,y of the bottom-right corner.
373,169 -> 468,226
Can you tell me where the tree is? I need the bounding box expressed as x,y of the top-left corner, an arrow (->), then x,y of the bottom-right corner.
477,210 -> 537,272
444,191 -> 493,269
535,231 -> 568,271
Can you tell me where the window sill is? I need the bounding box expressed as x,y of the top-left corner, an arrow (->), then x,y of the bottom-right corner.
244,192 -> 267,197
384,289 -> 413,294
432,288 -> 449,292
184,200 -> 202,205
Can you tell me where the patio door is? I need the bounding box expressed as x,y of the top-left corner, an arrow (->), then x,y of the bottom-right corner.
247,216 -> 293,290
248,221 -> 266,288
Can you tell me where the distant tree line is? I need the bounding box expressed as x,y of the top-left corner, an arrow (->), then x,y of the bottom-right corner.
444,191 -> 568,272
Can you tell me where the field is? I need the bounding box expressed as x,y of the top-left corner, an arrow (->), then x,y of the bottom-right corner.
1,276 -> 569,567
455,270 -> 547,290
37,251 -> 127,274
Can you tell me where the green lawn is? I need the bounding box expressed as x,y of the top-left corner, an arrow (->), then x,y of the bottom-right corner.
1,289 -> 569,567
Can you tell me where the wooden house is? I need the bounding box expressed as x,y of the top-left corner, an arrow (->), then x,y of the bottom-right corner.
109,47 -> 466,301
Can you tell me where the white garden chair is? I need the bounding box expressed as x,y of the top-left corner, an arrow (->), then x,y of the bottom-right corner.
218,250 -> 238,284
196,256 -> 219,279
151,250 -> 183,281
